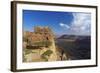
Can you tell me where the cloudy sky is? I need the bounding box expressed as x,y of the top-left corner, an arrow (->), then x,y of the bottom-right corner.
23,10 -> 91,36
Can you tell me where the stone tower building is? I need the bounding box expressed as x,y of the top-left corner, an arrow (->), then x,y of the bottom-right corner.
25,26 -> 54,46
23,26 -> 58,62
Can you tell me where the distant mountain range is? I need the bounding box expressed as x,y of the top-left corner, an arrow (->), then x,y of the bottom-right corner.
57,35 -> 90,41
56,34 -> 91,60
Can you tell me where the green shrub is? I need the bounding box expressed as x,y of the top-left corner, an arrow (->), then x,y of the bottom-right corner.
24,48 -> 32,55
42,50 -> 53,56
41,50 -> 53,61
33,40 -> 52,47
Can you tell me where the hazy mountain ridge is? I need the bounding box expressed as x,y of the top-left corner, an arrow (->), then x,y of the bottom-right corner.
55,34 -> 91,60
57,34 -> 90,40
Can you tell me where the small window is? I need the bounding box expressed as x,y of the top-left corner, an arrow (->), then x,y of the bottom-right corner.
46,37 -> 49,40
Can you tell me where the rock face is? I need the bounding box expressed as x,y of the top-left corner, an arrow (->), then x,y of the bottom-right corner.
23,26 -> 54,45
23,26 -> 58,62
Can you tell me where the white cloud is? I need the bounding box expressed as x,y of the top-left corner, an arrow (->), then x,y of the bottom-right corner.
70,13 -> 91,35
59,23 -> 70,29
59,13 -> 91,35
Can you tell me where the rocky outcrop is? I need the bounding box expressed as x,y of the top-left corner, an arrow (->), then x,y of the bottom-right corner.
23,26 -> 59,62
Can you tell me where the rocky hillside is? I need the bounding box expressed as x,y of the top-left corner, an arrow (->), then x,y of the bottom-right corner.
23,26 -> 66,62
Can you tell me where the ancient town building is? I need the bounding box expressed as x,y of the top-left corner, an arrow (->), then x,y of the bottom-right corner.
23,26 -> 54,47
